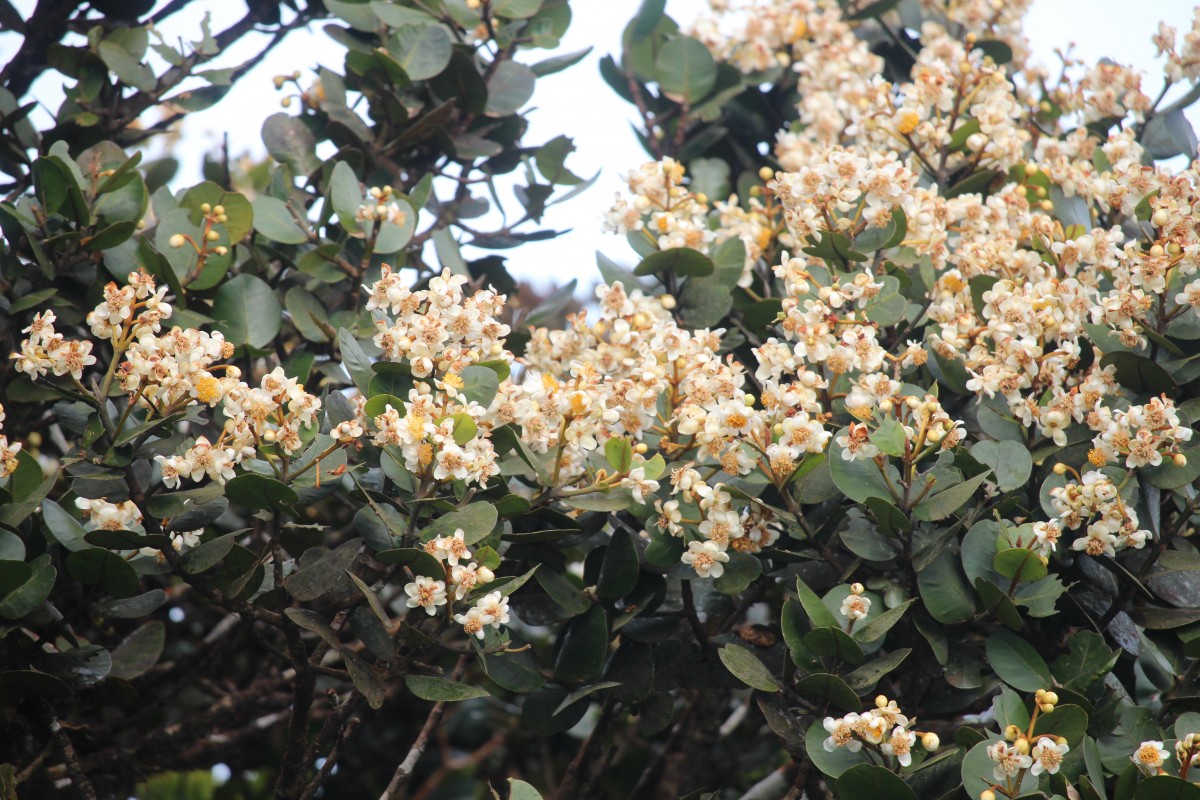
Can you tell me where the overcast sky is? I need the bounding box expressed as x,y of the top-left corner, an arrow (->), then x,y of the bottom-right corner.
3,0 -> 1199,291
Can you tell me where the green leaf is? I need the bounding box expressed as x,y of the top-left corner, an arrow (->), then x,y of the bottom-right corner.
654,37 -> 716,103
986,629 -> 1052,691
795,673 -> 859,712
421,502 -> 497,545
262,112 -> 318,176
535,568 -> 592,615
970,440 -> 1032,492
486,61 -> 535,116
843,648 -> 911,693
913,470 -> 990,521
285,287 -> 332,344
212,274 -> 281,348
109,621 -> 165,680
1135,776 -> 1200,800
634,247 -> 714,277
224,474 -> 297,511
252,196 -> 308,244
180,532 -> 236,574
604,437 -> 633,473
506,779 -> 545,800
829,438 -> 894,504
284,608 -> 341,648
405,675 -> 490,701
795,576 -> 840,629
853,598 -> 915,643
835,764 -> 919,800
531,46 -> 593,79
41,499 -> 90,552
554,606 -> 608,683
373,547 -> 445,579
66,549 -> 139,597
1033,704 -> 1089,746
869,417 -> 906,458
1052,631 -> 1118,691
391,24 -> 452,81
993,548 -> 1048,584
804,626 -> 865,664
718,644 -> 779,692
1100,352 -> 1176,395
629,0 -> 666,41
492,0 -> 543,18
285,538 -> 361,601
917,551 -> 975,624
0,555 -> 56,619
596,529 -> 639,601
713,551 -> 761,595
459,364 -> 500,408
344,651 -> 386,710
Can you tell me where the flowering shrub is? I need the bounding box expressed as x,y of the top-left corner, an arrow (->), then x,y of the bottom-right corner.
3,1 -> 1200,799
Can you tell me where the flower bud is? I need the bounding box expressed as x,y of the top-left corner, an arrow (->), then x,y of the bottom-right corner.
850,582 -> 865,596
273,75 -> 286,89
214,246 -> 228,256
477,566 -> 495,583
981,792 -> 996,800
1040,702 -> 1055,713
922,732 -> 940,750
758,166 -> 774,182
206,229 -> 220,242
1014,738 -> 1030,755
1174,453 -> 1188,467
660,294 -> 676,310
1052,462 -> 1067,475
212,204 -> 225,216
1004,724 -> 1021,741
281,96 -> 292,108
200,203 -> 211,214
1150,244 -> 1165,257
169,233 -> 186,248
875,695 -> 888,708
1152,209 -> 1170,226
1043,691 -> 1058,706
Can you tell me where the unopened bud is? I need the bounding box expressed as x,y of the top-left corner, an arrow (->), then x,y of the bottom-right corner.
922,732 -> 940,750
758,166 -> 774,182
214,246 -> 228,256
1174,453 -> 1188,467
200,203 -> 212,214
1152,209 -> 1170,226
477,566 -> 495,582
875,695 -> 888,708
981,792 -> 996,800
169,233 -> 186,248
850,582 -> 865,595
1004,724 -> 1021,741
206,229 -> 220,242
660,294 -> 676,310
1014,738 -> 1030,755
1052,463 -> 1067,475
273,75 -> 286,89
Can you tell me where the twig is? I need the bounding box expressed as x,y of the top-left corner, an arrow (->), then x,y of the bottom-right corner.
45,704 -> 97,800
378,655 -> 468,799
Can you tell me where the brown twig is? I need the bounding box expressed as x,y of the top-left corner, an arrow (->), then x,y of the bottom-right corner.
378,655 -> 468,800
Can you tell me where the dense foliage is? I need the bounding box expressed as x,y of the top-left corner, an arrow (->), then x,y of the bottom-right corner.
3,1 -> 1200,799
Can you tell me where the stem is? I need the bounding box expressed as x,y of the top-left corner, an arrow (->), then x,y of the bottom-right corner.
378,656 -> 468,799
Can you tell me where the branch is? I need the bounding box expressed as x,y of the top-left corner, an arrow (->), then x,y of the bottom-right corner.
378,655 -> 468,800
44,703 -> 97,800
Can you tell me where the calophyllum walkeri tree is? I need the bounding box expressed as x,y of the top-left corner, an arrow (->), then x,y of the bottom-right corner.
1,0 -> 1200,798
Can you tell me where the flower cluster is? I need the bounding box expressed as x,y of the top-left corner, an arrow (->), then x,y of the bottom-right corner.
821,694 -> 937,768
1048,467 -> 1154,557
603,157 -> 774,287
0,404 -> 21,479
981,689 -> 1069,798
404,529 -> 504,639
355,185 -> 408,227
1088,395 -> 1193,469
73,497 -> 201,559
12,310 -> 97,381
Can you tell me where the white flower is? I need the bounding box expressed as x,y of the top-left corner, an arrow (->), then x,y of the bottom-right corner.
1030,737 -> 1068,776
988,741 -> 1033,781
454,606 -> 488,639
404,576 -> 447,616
839,593 -> 871,621
822,714 -> 862,752
1132,740 -> 1169,775
680,540 -> 730,578
881,726 -> 917,767
474,590 -> 510,627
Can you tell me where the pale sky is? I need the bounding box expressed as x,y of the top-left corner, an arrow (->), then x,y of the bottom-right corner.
3,0 -> 1200,292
